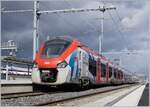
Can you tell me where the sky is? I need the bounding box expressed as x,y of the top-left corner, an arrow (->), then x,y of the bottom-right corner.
1,0 -> 150,76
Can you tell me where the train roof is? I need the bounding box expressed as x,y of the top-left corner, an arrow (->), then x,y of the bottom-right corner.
46,36 -> 75,43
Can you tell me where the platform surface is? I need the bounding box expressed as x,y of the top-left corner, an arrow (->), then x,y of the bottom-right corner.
112,84 -> 146,106
138,83 -> 149,106
1,80 -> 33,94
80,84 -> 148,107
82,85 -> 141,107
1,79 -> 32,85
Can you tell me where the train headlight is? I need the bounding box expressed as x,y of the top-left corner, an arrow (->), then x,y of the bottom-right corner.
57,61 -> 68,68
33,62 -> 38,68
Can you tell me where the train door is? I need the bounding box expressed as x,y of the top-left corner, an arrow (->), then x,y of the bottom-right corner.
96,58 -> 101,83
79,50 -> 89,78
78,51 -> 82,79
114,68 -> 117,82
89,54 -> 97,83
108,66 -> 113,82
100,63 -> 106,82
122,72 -> 124,83
117,70 -> 120,83
106,63 -> 109,82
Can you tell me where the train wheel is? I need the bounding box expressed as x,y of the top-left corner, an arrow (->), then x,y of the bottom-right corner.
32,84 -> 52,92
78,79 -> 90,90
32,84 -> 43,92
78,79 -> 84,90
84,79 -> 91,89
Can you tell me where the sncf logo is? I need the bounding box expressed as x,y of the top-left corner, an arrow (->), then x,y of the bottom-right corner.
44,62 -> 50,64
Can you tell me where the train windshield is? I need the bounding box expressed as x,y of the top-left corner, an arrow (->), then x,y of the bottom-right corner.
41,39 -> 71,58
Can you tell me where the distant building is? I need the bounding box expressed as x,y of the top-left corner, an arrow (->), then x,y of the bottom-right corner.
1,40 -> 17,58
1,40 -> 33,80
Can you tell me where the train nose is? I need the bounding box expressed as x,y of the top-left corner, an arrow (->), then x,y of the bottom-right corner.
37,58 -> 62,68
44,61 -> 50,65
40,69 -> 58,83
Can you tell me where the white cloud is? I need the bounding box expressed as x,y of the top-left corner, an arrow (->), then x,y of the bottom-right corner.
121,2 -> 149,29
2,29 -> 33,42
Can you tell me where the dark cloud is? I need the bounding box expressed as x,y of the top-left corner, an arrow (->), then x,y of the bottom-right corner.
1,1 -> 33,10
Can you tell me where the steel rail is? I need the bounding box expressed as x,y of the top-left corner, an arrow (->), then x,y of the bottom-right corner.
1,92 -> 44,99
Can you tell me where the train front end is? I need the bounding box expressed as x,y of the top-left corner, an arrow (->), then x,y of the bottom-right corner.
32,37 -> 78,85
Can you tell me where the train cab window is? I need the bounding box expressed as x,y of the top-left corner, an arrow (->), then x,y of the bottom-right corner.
109,67 -> 112,78
41,39 -> 71,58
101,63 -> 106,77
89,55 -> 96,76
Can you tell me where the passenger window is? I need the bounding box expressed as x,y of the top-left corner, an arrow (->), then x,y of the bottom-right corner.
79,51 -> 81,60
118,71 -> 120,79
109,67 -> 112,78
89,55 -> 96,76
101,63 -> 106,77
120,71 -> 123,79
114,69 -> 117,78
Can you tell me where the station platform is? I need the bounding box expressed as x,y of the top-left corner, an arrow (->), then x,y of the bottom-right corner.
82,84 -> 149,107
1,79 -> 32,85
1,80 -> 33,94
112,84 -> 147,106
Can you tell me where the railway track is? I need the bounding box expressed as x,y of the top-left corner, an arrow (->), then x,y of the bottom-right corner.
1,84 -> 141,106
1,92 -> 45,99
34,84 -> 139,106
1,85 -> 64,99
1,86 -> 63,99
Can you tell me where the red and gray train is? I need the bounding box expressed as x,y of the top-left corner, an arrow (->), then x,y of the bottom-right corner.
32,36 -> 136,87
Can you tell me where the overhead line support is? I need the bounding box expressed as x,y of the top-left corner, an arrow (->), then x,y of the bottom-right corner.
2,1 -> 116,59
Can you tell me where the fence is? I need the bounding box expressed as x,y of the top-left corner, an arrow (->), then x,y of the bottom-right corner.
1,57 -> 34,80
